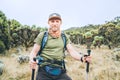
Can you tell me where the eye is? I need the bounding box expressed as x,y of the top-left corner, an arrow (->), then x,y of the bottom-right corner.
56,20 -> 59,23
51,20 -> 54,23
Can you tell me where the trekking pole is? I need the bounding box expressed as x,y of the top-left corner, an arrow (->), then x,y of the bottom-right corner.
31,58 -> 36,80
86,49 -> 91,80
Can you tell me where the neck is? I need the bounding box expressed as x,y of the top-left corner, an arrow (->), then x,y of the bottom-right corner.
48,28 -> 61,38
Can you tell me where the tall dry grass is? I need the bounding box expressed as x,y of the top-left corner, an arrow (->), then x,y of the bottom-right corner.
0,45 -> 120,80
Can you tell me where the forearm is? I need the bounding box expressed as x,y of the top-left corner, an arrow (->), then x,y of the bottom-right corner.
29,44 -> 40,61
67,44 -> 83,61
30,51 -> 37,60
69,50 -> 83,61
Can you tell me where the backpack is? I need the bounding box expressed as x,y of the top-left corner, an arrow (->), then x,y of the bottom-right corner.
37,31 -> 67,56
36,31 -> 67,73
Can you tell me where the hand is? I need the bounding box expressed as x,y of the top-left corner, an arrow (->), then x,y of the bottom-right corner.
29,58 -> 37,69
83,55 -> 92,63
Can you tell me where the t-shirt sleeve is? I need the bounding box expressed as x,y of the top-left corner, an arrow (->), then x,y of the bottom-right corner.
34,32 -> 44,46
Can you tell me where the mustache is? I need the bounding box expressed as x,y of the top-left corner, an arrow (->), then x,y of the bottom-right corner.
51,26 -> 58,27
50,26 -> 59,29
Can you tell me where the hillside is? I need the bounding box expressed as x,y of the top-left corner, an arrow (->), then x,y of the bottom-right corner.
0,45 -> 120,80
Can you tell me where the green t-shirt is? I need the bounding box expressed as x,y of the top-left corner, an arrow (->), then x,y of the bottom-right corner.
34,32 -> 71,61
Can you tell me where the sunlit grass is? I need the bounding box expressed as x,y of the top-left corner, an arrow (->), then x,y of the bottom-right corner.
0,45 -> 120,80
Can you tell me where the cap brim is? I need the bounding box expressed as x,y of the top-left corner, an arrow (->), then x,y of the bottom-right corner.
49,16 -> 61,20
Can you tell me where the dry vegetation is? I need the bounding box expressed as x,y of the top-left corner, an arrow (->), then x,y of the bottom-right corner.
0,45 -> 120,80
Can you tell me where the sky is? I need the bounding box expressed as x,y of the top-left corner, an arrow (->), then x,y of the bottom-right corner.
0,0 -> 120,30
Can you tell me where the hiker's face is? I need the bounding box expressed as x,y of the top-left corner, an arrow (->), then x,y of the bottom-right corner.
48,19 -> 62,31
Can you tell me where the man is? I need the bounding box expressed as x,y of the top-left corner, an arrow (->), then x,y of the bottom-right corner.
29,13 -> 91,80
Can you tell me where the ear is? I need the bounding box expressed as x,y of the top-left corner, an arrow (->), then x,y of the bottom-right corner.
59,19 -> 62,23
60,21 -> 62,25
48,21 -> 50,24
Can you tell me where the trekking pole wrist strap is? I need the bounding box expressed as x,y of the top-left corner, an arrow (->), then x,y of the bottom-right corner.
79,52 -> 84,62
80,54 -> 89,63
80,57 -> 83,62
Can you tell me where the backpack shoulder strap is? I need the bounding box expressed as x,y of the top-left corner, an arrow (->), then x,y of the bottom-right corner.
37,31 -> 67,56
37,31 -> 48,55
61,32 -> 67,50
61,32 -> 67,70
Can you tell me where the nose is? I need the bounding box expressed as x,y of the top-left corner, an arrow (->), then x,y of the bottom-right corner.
52,21 -> 57,25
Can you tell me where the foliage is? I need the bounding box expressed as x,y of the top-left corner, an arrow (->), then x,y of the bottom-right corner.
0,40 -> 5,53
12,33 -> 18,38
0,10 -> 120,53
84,32 -> 93,39
94,36 -> 104,41
98,22 -> 120,47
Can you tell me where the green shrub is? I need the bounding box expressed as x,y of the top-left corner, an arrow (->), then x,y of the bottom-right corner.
85,32 -> 93,38
12,33 -> 18,38
0,40 -> 5,53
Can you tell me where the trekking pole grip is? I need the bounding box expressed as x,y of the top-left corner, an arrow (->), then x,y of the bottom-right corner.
31,58 -> 36,80
86,49 -> 91,73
